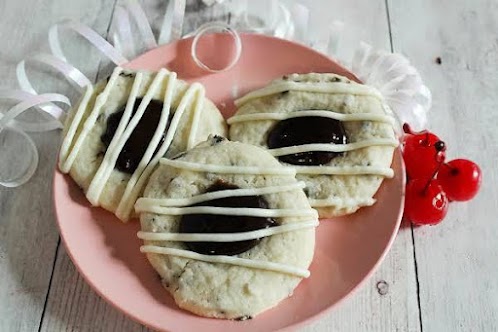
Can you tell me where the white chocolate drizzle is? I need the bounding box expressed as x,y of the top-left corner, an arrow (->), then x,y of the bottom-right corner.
135,181 -> 305,207
135,205 -> 318,218
59,67 -> 123,173
293,165 -> 394,177
227,110 -> 395,125
87,70 -> 166,205
140,245 -> 310,278
58,67 -> 206,221
268,139 -> 399,156
115,80 -> 205,220
137,181 -> 317,278
159,158 -> 297,176
234,81 -> 383,108
114,72 -> 177,219
186,86 -> 205,149
309,197 -> 376,208
137,220 -> 318,242
59,85 -> 95,172
230,79 -> 399,208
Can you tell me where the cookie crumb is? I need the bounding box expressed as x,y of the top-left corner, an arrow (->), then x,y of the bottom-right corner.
212,135 -> 226,144
234,315 -> 252,321
120,71 -> 136,78
172,151 -> 186,160
435,57 -> 442,65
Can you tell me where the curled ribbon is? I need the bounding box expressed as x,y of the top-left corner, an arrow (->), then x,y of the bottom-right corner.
0,0 -> 187,188
350,42 -> 431,132
1,0 -> 430,188
0,91 -> 70,187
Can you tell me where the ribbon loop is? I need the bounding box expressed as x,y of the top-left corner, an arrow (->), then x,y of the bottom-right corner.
49,20 -> 129,65
350,42 -> 431,131
0,92 -> 70,132
0,126 -> 39,188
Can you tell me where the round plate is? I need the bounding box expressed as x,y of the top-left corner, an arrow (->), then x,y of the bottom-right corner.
53,34 -> 405,332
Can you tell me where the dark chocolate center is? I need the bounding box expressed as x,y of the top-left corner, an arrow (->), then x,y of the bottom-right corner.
179,181 -> 277,256
101,98 -> 169,174
267,116 -> 347,165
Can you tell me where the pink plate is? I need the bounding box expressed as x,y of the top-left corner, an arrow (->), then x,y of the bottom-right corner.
53,34 -> 405,332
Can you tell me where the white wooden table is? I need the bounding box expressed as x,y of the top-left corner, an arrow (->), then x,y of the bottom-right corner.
1,0 -> 497,331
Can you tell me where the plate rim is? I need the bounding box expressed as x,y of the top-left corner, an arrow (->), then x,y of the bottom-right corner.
52,33 -> 406,332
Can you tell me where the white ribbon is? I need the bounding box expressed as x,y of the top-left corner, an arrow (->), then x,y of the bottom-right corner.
1,17 -> 130,187
0,126 -> 39,188
349,42 -> 431,131
112,5 -> 136,59
111,0 -> 186,60
49,20 -> 128,65
190,22 -> 242,73
0,92 -> 71,188
124,0 -> 158,50
1,0 -> 431,190
159,0 -> 186,44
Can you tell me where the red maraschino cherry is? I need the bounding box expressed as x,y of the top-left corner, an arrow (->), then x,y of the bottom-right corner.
437,159 -> 482,201
402,124 -> 482,226
404,178 -> 449,225
403,124 -> 446,180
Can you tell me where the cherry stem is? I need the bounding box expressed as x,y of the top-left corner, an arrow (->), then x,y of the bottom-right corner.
403,123 -> 414,135
442,162 -> 459,175
442,163 -> 454,171
423,132 -> 430,145
422,158 -> 444,194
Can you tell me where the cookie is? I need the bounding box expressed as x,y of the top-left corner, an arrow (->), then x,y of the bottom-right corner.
136,136 -> 317,319
228,73 -> 398,217
58,67 -> 227,221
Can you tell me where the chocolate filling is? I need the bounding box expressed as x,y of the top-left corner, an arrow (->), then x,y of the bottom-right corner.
267,116 -> 347,165
179,181 -> 277,256
101,98 -> 170,174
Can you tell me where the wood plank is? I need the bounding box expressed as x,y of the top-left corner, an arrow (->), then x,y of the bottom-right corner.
388,0 -> 498,331
0,0 -> 117,331
38,0 -> 420,331
40,245 -> 149,332
300,1 -> 420,331
39,1 -> 227,331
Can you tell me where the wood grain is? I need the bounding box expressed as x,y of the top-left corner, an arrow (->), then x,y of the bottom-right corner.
388,0 -> 498,331
39,1 -> 229,331
0,1 -> 117,331
37,1 -> 420,331
300,2 -> 421,330
1,0 -> 496,331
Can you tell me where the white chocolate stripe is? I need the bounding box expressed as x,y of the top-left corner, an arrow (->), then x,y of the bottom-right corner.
115,72 -> 176,220
137,220 -> 318,242
135,182 -> 306,208
159,158 -> 296,176
140,245 -> 310,278
87,71 -> 164,205
309,197 -> 376,208
86,72 -> 145,204
227,110 -> 395,125
58,85 -> 94,172
59,67 -> 123,173
134,205 -> 318,218
293,165 -> 394,177
234,81 -> 383,107
269,139 -> 399,156
186,87 -> 205,149
116,83 -> 205,221
93,71 -> 168,203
